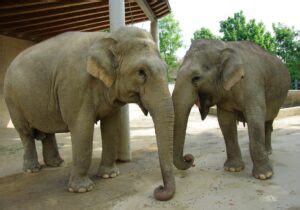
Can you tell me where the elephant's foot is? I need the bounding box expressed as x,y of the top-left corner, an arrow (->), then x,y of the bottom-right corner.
252,161 -> 273,180
97,165 -> 120,179
265,146 -> 272,155
68,175 -> 94,193
224,158 -> 245,172
23,159 -> 42,173
44,155 -> 64,167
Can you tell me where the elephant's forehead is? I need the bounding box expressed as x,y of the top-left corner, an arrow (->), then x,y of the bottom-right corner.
185,49 -> 219,65
118,38 -> 157,54
178,59 -> 199,77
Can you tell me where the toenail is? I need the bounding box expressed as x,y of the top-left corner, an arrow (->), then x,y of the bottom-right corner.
110,173 -> 116,178
102,174 -> 109,179
259,174 -> 266,180
78,188 -> 87,193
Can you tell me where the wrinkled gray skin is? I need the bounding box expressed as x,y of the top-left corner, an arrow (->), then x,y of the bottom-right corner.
4,27 -> 175,201
173,40 -> 290,180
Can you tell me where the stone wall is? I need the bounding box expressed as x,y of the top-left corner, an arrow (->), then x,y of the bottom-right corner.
283,90 -> 300,107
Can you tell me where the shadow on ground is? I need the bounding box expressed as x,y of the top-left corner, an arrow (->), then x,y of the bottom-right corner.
0,106 -> 300,210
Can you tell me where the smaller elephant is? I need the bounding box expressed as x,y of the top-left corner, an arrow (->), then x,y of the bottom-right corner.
173,40 -> 290,180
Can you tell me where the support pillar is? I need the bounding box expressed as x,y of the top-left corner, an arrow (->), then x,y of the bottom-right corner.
151,20 -> 159,47
109,0 -> 131,161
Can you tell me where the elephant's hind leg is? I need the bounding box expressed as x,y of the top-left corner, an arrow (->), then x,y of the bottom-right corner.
246,101 -> 273,180
97,110 -> 120,179
6,100 -> 41,173
217,108 -> 245,172
42,134 -> 64,167
265,120 -> 273,155
19,132 -> 41,173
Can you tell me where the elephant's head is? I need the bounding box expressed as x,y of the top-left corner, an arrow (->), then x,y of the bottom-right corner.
86,27 -> 175,201
172,40 -> 244,170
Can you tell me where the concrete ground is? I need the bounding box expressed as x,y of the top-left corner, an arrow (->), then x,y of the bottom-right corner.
0,104 -> 300,210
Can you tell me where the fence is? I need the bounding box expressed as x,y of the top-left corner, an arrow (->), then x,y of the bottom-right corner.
291,79 -> 300,90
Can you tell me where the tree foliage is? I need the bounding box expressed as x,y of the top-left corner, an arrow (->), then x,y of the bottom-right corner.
158,14 -> 183,80
220,11 -> 277,53
273,23 -> 300,79
192,27 -> 217,40
192,11 -> 300,85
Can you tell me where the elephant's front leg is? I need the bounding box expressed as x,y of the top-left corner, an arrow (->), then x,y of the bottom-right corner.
246,106 -> 273,180
217,108 -> 244,172
68,115 -> 94,193
97,110 -> 120,178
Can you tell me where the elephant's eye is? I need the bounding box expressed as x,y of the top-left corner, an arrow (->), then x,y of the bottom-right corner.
138,68 -> 147,80
191,76 -> 202,84
202,64 -> 210,71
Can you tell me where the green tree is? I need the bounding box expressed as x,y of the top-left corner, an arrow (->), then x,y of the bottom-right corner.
192,27 -> 218,40
220,11 -> 277,53
273,23 -> 300,80
191,11 -> 300,87
158,14 -> 183,80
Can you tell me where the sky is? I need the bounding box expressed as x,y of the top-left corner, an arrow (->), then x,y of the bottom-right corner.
137,0 -> 300,58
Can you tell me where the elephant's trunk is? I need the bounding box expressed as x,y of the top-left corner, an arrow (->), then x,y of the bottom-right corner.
172,85 -> 196,170
146,95 -> 175,201
152,98 -> 175,200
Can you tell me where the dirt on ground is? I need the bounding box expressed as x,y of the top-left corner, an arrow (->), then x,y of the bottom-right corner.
0,104 -> 300,210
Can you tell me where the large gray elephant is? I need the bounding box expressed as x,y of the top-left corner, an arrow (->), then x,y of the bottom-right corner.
4,27 -> 175,201
172,40 -> 290,180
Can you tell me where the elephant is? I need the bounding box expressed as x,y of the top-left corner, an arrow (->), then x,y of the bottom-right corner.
172,40 -> 290,180
4,27 -> 175,201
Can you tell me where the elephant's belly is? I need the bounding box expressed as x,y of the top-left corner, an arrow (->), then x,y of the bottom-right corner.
24,109 -> 69,134
28,115 -> 69,133
236,108 -> 279,124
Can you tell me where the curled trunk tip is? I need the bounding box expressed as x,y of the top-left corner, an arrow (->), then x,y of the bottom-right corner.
154,183 -> 175,201
174,154 -> 195,170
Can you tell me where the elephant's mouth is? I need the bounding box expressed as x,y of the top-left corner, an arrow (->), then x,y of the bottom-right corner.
135,93 -> 148,116
138,101 -> 148,116
195,93 -> 211,120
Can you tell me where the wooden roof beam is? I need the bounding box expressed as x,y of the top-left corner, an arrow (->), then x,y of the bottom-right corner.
19,11 -> 145,35
4,9 -> 143,33
0,2 -> 109,22
30,14 -> 147,39
0,2 -> 95,17
0,0 -> 103,8
0,3 -> 140,26
134,0 -> 157,21
36,16 -> 148,41
0,2 -> 54,9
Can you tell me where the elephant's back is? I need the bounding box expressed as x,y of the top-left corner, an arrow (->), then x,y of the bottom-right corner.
5,31 -> 107,96
229,41 -> 290,119
229,41 -> 290,90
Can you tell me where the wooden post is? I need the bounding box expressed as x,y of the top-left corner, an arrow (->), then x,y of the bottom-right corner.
151,20 -> 159,47
109,0 -> 131,161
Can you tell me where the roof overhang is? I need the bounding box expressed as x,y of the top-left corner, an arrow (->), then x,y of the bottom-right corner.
0,0 -> 171,41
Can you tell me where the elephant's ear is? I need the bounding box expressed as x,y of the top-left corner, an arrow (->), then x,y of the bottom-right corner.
220,48 -> 244,91
87,38 -> 117,87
